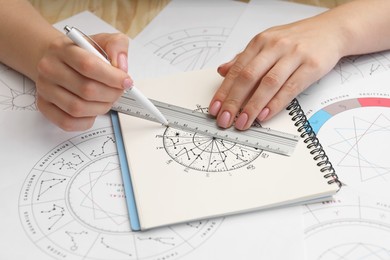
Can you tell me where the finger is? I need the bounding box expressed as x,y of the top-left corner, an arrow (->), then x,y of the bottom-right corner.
209,56 -> 255,117
38,57 -> 124,102
92,33 -> 129,72
37,77 -> 113,118
209,57 -> 245,117
217,54 -> 239,77
62,43 -> 131,90
235,55 -> 302,130
215,49 -> 282,128
37,95 -> 96,131
263,64 -> 323,121
209,39 -> 266,117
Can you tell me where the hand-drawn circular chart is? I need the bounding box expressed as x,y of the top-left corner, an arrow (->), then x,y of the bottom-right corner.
162,127 -> 261,173
0,63 -> 37,111
156,105 -> 262,173
304,191 -> 390,259
18,127 -> 222,260
160,127 -> 261,173
308,97 -> 390,197
144,27 -> 231,71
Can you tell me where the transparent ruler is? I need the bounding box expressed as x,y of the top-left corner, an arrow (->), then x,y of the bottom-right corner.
112,93 -> 300,156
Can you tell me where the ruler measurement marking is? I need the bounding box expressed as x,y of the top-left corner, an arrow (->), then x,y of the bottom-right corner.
113,95 -> 299,156
163,107 -> 297,145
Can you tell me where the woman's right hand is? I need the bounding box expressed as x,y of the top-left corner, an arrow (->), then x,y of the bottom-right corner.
36,32 -> 132,131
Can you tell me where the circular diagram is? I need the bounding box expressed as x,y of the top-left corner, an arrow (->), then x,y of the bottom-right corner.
318,243 -> 390,260
308,97 -> 390,187
161,127 -> 261,172
304,97 -> 390,259
0,64 -> 37,111
304,193 -> 390,259
18,127 -> 222,260
325,52 -> 390,85
145,27 -> 231,71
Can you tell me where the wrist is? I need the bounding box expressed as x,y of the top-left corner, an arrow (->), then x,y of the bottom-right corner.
314,10 -> 353,60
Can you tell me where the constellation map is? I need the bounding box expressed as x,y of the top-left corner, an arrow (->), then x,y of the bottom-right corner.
158,127 -> 261,173
0,63 -> 37,111
155,105 -> 262,175
18,126 -> 222,260
144,27 -> 231,71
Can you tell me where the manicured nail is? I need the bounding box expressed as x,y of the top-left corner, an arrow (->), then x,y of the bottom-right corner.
235,112 -> 248,130
217,64 -> 225,75
218,111 -> 231,128
123,78 -> 133,90
209,101 -> 221,116
257,107 -> 270,121
118,53 -> 128,72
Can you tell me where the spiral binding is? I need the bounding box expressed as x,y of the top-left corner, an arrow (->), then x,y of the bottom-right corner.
286,99 -> 342,189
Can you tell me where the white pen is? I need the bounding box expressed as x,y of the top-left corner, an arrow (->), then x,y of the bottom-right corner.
63,25 -> 169,126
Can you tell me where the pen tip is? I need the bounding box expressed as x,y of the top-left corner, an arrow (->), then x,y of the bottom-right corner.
162,119 -> 169,127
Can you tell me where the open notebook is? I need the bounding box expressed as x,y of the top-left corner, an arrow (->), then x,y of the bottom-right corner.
112,69 -> 341,231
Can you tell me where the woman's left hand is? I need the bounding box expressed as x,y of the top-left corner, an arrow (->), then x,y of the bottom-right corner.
208,14 -> 345,130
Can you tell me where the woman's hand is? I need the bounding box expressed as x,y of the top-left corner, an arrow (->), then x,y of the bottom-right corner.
35,33 -> 132,131
209,15 -> 345,130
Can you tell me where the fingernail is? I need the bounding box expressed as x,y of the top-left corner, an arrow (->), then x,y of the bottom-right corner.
235,112 -> 248,130
257,107 -> 270,121
209,101 -> 221,116
218,111 -> 231,128
217,64 -> 226,75
118,53 -> 128,72
123,78 -> 133,90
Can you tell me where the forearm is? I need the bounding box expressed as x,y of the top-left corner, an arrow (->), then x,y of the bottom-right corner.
320,0 -> 390,57
0,0 -> 62,81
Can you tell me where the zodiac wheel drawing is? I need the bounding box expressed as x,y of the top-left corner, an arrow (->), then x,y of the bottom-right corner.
304,193 -> 390,260
308,97 -> 390,195
160,127 -> 261,172
144,27 -> 231,71
318,243 -> 390,260
322,51 -> 390,85
0,63 -> 37,111
18,126 -> 222,259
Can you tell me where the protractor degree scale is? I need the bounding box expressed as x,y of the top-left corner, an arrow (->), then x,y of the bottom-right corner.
112,93 -> 299,156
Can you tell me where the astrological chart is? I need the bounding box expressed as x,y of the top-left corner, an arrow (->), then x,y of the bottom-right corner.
301,92 -> 390,259
0,63 -> 37,111
308,97 -> 390,198
317,50 -> 390,87
304,188 -> 390,260
18,126 -> 222,260
155,105 -> 262,174
144,27 -> 231,71
159,127 -> 261,173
